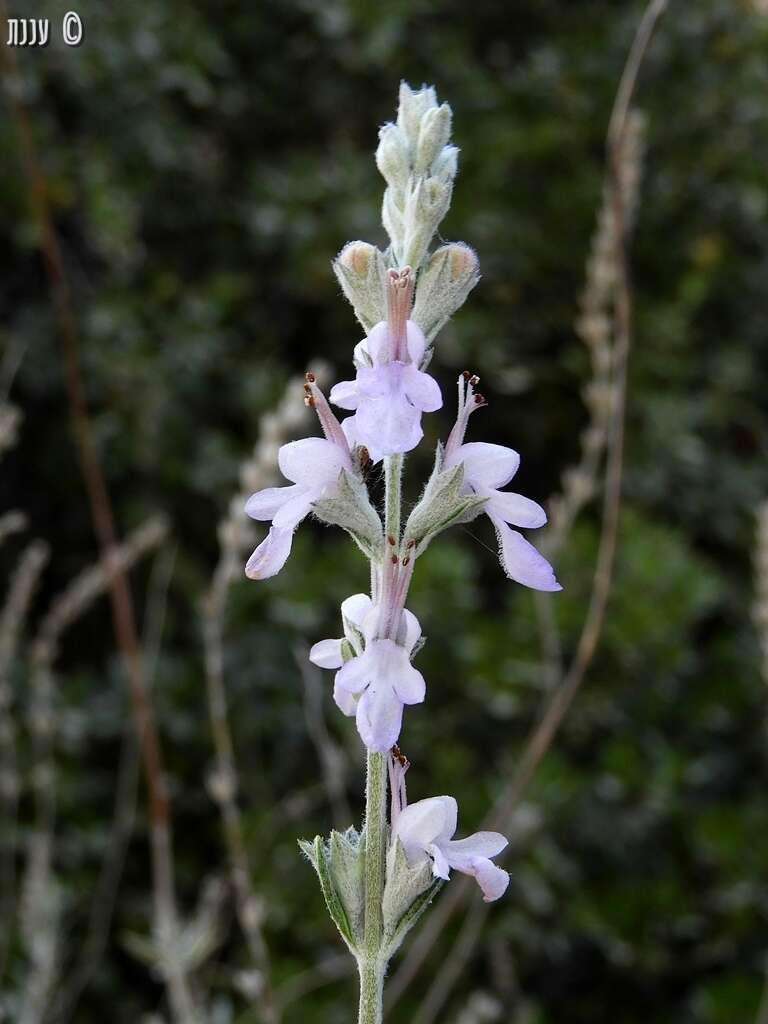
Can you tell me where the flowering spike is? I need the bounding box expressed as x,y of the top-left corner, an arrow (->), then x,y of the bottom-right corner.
254,81 -> 564,1022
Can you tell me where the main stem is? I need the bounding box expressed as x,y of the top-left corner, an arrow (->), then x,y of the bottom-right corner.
358,454 -> 403,1024
360,750 -> 386,1024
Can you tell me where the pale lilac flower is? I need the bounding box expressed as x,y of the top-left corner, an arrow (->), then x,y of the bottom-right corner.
309,592 -> 425,752
393,795 -> 510,902
245,380 -> 352,580
444,374 -> 561,592
330,268 -> 442,462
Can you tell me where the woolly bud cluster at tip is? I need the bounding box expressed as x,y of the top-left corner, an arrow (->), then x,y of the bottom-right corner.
376,82 -> 460,269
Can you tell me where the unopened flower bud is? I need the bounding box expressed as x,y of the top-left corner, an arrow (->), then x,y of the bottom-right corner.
411,243 -> 480,341
333,241 -> 388,332
397,81 -> 438,149
414,104 -> 452,175
446,242 -> 479,281
431,145 -> 459,183
339,241 -> 375,276
376,123 -> 411,191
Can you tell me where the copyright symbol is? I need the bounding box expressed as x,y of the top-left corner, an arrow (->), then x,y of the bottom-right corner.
62,11 -> 83,46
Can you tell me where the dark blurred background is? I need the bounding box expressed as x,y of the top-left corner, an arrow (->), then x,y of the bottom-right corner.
2,1 -> 768,1021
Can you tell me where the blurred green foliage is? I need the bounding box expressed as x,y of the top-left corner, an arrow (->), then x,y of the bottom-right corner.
2,0 -> 768,1021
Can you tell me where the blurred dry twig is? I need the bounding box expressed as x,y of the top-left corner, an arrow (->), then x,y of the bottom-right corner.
202,366 -> 327,1021
0,27 -> 198,1018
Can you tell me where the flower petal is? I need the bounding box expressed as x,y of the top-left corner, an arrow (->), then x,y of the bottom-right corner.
490,517 -> 562,592
471,857 -> 510,902
455,442 -> 520,490
405,321 -> 427,365
365,322 -> 390,365
355,391 -> 423,457
445,831 -> 508,863
397,608 -> 422,653
278,437 -> 348,488
402,364 -> 443,413
486,490 -> 547,529
392,660 -> 426,706
353,338 -> 372,369
335,651 -> 371,695
427,842 -> 451,880
329,379 -> 359,410
271,489 -> 313,530
341,593 -> 373,630
244,526 -> 294,580
309,638 -> 344,670
355,683 -> 404,752
245,484 -> 301,522
341,414 -> 360,452
333,676 -> 358,717
394,796 -> 458,859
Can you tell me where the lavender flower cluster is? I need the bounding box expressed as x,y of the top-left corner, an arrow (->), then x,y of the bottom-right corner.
244,84 -> 560,922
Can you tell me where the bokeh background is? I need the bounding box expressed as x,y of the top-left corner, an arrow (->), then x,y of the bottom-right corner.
2,1 -> 768,1021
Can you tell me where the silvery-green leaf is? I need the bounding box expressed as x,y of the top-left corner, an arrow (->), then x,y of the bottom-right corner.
298,839 -> 317,869
404,462 -> 465,544
300,836 -> 358,954
381,839 -> 434,944
313,469 -> 383,560
413,495 -> 487,557
384,878 -> 444,958
329,829 -> 365,947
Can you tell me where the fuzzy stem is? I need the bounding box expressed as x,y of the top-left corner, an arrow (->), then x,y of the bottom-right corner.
384,455 -> 403,543
358,952 -> 385,1024
360,750 -> 387,1024
357,456 -> 401,1021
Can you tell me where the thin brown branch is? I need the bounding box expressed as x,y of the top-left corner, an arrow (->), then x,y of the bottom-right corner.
0,540 -> 49,982
296,647 -> 351,829
387,2 -> 667,1013
0,30 -> 198,1022
202,544 -> 279,1024
52,542 -> 177,1023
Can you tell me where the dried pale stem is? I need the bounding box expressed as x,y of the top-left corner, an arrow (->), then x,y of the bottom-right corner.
202,542 -> 278,1024
0,541 -> 49,983
297,649 -> 351,828
52,543 -> 176,1023
754,503 -> 768,1023
0,35 -> 198,1021
389,2 -> 666,1014
275,953 -> 352,1012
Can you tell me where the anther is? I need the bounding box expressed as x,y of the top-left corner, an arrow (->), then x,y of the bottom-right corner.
462,370 -> 472,381
406,539 -> 415,549
305,371 -> 316,383
470,375 -> 480,386
392,744 -> 410,768
475,393 -> 486,405
402,556 -> 410,566
390,554 -> 398,565
387,535 -> 396,546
